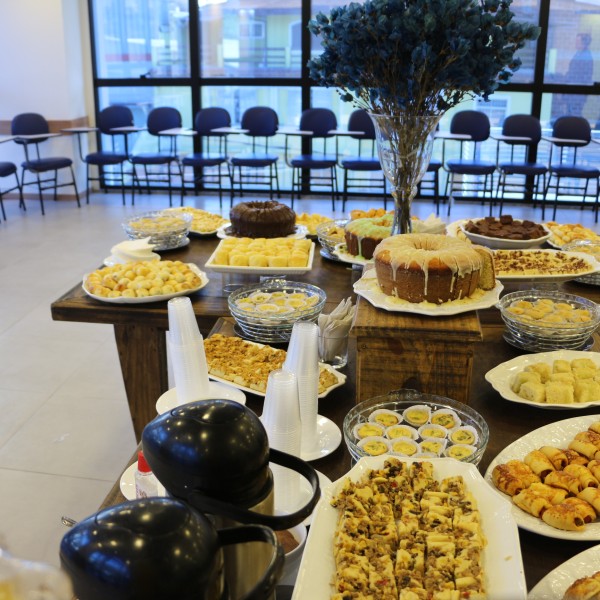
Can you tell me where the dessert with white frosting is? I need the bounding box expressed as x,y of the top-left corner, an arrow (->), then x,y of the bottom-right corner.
106,238 -> 159,265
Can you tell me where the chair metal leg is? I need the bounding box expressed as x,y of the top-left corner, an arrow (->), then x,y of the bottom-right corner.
86,164 -> 91,205
120,164 -> 126,206
0,193 -> 6,221
69,166 -> 81,207
35,172 -> 45,216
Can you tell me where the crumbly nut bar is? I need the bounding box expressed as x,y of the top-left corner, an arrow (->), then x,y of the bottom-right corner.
204,334 -> 338,393
493,250 -> 591,277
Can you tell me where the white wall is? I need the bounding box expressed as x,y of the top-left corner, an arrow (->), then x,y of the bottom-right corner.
0,0 -> 94,194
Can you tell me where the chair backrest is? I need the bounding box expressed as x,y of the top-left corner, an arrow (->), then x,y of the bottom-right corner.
240,106 -> 278,137
147,107 -> 182,136
450,110 -> 490,142
97,105 -> 134,135
553,116 -> 591,144
299,108 -> 337,138
347,109 -> 375,140
11,112 -> 50,146
502,114 -> 541,146
194,107 -> 231,136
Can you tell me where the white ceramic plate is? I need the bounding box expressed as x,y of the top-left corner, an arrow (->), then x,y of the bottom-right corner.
484,415 -> 600,540
332,243 -> 372,266
459,219 -> 552,249
299,415 -> 342,461
353,265 -> 504,316
293,456 -> 526,600
155,382 -> 247,414
485,350 -> 600,410
204,240 -> 315,275
493,249 -> 600,282
528,543 -> 600,599
82,264 -> 209,304
216,223 -> 308,240
446,219 -> 471,241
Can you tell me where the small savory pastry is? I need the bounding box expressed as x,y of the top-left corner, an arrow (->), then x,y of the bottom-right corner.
541,498 -> 595,531
569,440 -> 600,460
390,438 -> 419,457
578,487 -> 600,513
354,422 -> 385,439
544,470 -> 582,495
386,424 -> 418,440
511,371 -> 541,394
524,449 -> 556,479
526,482 -> 569,505
586,460 -> 600,481
525,362 -> 552,383
418,439 -> 447,456
369,409 -> 402,428
545,381 -> 575,404
518,380 -> 546,403
430,409 -> 461,430
564,464 -> 599,488
512,488 -> 551,518
448,426 -> 478,446
358,436 -> 390,456
445,444 -> 476,461
575,430 -> 600,451
539,446 -> 569,470
563,449 -> 590,466
492,460 -> 541,496
589,422 -> 600,435
562,573 -> 600,600
402,405 -> 432,427
418,424 -> 448,439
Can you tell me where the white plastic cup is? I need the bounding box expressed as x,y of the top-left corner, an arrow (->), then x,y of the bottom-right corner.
167,297 -> 201,346
167,335 -> 210,403
262,370 -> 302,442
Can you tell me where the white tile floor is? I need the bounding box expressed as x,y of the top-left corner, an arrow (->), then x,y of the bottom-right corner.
0,187 -> 599,568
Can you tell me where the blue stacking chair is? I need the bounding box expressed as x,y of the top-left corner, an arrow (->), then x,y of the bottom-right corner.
0,161 -> 22,220
181,107 -> 232,207
11,112 -> 80,215
339,109 -> 386,211
130,106 -> 183,207
229,106 -> 280,202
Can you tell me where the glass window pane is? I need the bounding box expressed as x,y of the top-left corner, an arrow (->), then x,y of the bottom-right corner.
92,0 -> 190,79
200,1 -> 302,78
97,86 -> 193,154
544,0 -> 597,88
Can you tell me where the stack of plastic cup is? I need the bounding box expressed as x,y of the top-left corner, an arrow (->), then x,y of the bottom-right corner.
167,297 -> 210,403
283,321 -> 320,456
261,369 -> 302,508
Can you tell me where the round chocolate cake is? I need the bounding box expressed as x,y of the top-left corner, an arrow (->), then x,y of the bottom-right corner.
229,201 -> 296,238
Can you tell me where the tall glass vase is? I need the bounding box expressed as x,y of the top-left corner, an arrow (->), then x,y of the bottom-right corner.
370,112 -> 442,235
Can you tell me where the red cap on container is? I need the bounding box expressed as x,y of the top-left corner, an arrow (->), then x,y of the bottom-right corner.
137,450 -> 151,473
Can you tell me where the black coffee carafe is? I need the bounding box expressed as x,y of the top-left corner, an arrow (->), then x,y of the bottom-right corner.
141,399 -> 320,599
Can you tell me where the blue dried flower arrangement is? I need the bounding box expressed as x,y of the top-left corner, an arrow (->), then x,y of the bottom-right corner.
308,0 -> 541,116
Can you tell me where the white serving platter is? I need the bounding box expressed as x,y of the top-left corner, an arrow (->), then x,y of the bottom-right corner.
293,455 -> 526,600
484,415 -> 600,540
485,350 -> 600,410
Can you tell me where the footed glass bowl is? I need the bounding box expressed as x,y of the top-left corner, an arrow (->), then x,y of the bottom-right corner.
123,211 -> 192,251
343,389 -> 489,466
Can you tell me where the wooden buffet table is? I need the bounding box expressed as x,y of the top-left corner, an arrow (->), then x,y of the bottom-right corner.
52,234 -> 600,593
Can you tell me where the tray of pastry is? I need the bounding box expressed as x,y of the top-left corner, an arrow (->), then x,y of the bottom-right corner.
203,333 -> 345,397
163,207 -> 229,236
485,415 -> 600,540
492,249 -> 600,282
204,237 -> 315,274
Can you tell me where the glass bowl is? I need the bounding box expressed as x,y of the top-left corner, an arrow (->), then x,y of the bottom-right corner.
497,289 -> 600,351
316,219 -> 348,255
343,389 -> 489,466
123,211 -> 192,251
228,279 -> 327,343
562,240 -> 600,286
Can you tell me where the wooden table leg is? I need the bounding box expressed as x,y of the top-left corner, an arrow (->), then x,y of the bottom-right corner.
114,323 -> 168,442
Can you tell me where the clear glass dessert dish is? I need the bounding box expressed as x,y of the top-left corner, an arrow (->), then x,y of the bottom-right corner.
122,211 -> 192,251
497,289 -> 600,352
228,279 -> 327,343
316,219 -> 349,255
562,241 -> 600,286
343,389 -> 489,466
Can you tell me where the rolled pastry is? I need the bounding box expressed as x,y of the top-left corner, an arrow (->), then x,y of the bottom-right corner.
492,460 -> 540,496
589,422 -> 600,436
568,440 -> 600,460
562,574 -> 600,600
563,449 -> 590,466
564,464 -> 599,489
526,482 -> 569,505
539,446 -> 569,470
578,487 -> 600,514
544,470 -> 582,495
541,498 -> 594,531
587,460 -> 600,481
512,488 -> 551,517
524,449 -> 556,479
575,430 -> 600,451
